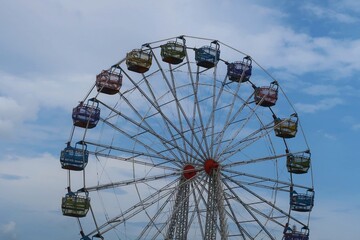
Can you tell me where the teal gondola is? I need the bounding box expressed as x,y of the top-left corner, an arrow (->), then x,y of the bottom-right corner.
290,189 -> 315,212
195,41 -> 220,69
60,141 -> 89,171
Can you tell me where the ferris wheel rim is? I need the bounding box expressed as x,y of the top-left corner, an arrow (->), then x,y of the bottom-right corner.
62,35 -> 314,240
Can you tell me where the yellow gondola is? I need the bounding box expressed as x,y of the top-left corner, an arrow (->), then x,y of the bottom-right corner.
61,192 -> 90,218
126,49 -> 152,73
274,114 -> 298,138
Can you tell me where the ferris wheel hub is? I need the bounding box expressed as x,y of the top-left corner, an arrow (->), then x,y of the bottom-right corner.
204,159 -> 219,175
183,164 -> 197,179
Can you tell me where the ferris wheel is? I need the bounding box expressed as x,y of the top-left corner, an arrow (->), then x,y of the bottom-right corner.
60,35 -> 314,240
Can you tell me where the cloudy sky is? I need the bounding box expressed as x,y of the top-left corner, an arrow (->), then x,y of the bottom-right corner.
0,0 -> 360,239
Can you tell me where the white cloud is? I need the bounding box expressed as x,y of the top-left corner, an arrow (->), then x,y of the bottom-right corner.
303,3 -> 359,23
324,133 -> 337,140
341,116 -> 360,131
0,71 -> 94,138
0,221 -> 17,240
0,153 -> 65,209
295,97 -> 344,113
333,0 -> 360,13
302,84 -> 340,96
311,197 -> 360,239
1,0 -> 360,79
352,123 -> 360,130
0,96 -> 27,136
1,221 -> 16,234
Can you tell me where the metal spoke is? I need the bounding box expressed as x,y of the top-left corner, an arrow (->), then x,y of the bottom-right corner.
222,172 -> 306,228
96,98 -> 203,162
119,67 -> 208,161
83,171 -> 180,192
222,168 -> 310,190
213,79 -> 247,158
87,178 -> 179,237
221,176 -> 276,240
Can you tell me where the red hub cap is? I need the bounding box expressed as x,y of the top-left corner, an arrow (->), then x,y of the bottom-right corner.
183,164 -> 197,179
204,159 -> 219,175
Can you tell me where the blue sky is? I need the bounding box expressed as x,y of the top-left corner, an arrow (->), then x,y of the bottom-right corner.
0,0 -> 360,239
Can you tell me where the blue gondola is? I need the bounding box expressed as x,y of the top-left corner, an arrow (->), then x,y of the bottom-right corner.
274,113 -> 298,138
254,81 -> 278,107
290,189 -> 314,212
227,56 -> 252,82
126,48 -> 152,73
160,37 -> 186,64
96,67 -> 122,95
287,151 -> 311,174
61,192 -> 90,218
195,41 -> 220,69
283,225 -> 309,240
72,99 -> 100,129
60,141 -> 89,171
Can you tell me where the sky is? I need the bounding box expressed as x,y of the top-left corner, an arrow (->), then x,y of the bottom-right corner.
0,0 -> 360,239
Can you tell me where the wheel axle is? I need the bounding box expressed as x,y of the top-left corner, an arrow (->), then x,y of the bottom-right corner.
204,159 -> 219,175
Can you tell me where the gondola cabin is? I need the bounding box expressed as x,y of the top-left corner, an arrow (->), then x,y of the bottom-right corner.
126,49 -> 152,73
96,68 -> 122,95
60,142 -> 89,171
290,189 -> 314,212
284,226 -> 309,240
72,100 -> 100,129
227,57 -> 252,82
62,192 -> 90,218
287,151 -> 311,174
161,39 -> 186,64
195,41 -> 220,69
254,81 -> 278,107
274,114 -> 298,138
